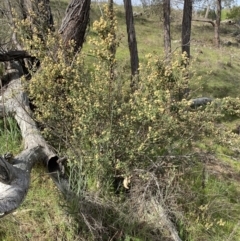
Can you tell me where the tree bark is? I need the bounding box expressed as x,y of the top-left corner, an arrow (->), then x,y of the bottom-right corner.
59,0 -> 91,53
163,0 -> 171,60
123,0 -> 139,82
108,0 -> 116,83
18,0 -> 54,35
182,0 -> 193,58
215,0 -> 221,48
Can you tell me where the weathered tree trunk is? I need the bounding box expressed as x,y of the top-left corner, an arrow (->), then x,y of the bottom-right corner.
59,0 -> 91,53
192,18 -> 215,27
123,0 -> 139,84
190,97 -> 212,108
215,0 -> 221,48
182,0 -> 193,58
163,0 -> 171,60
0,0 -> 92,217
0,61 -> 68,216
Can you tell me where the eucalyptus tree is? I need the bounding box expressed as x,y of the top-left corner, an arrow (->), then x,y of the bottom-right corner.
124,0 -> 139,85
215,0 -> 221,48
163,0 -> 171,59
182,0 -> 193,58
193,0 -> 222,48
140,0 -> 171,59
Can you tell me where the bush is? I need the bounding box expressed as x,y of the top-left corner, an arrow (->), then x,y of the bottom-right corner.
18,4 -> 240,240
226,6 -> 240,21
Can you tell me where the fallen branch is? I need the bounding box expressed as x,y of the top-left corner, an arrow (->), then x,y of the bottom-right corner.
192,18 -> 215,27
0,50 -> 31,62
0,61 -> 69,217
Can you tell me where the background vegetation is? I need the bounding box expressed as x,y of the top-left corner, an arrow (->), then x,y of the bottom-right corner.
1,1 -> 240,241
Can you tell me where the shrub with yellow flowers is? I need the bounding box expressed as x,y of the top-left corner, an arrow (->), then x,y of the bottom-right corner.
17,4 -> 240,196
14,4 -> 240,240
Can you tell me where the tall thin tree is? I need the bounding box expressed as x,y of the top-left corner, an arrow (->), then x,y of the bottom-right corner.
108,0 -> 116,82
163,0 -> 171,59
182,0 -> 193,58
123,0 -> 139,85
215,0 -> 221,48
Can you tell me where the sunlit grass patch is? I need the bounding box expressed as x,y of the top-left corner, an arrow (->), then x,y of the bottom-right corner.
0,164 -> 79,241
181,161 -> 240,241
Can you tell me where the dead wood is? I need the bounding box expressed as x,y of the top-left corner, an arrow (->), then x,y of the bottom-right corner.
192,18 -> 215,27
0,61 -> 68,217
0,0 -> 91,218
0,50 -> 31,62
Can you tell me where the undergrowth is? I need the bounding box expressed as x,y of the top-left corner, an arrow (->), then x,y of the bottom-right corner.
16,3 -> 240,241
1,2 -> 240,241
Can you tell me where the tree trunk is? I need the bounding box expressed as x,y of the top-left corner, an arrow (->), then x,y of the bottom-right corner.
205,5 -> 210,19
163,0 -> 171,60
59,0 -> 91,53
18,0 -> 54,36
182,0 -> 192,58
215,0 -> 221,48
108,0 -> 116,83
123,0 -> 139,84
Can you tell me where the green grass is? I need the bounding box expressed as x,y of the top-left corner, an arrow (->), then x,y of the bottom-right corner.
0,118 -> 22,154
0,165 -> 78,241
221,8 -> 230,20
181,162 -> 240,241
180,22 -> 240,98
0,118 -> 79,241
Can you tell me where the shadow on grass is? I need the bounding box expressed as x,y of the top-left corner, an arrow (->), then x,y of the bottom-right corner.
70,193 -> 174,241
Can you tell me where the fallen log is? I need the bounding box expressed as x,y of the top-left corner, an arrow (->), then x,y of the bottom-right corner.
192,18 -> 215,27
0,60 -> 69,217
0,0 -> 94,219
